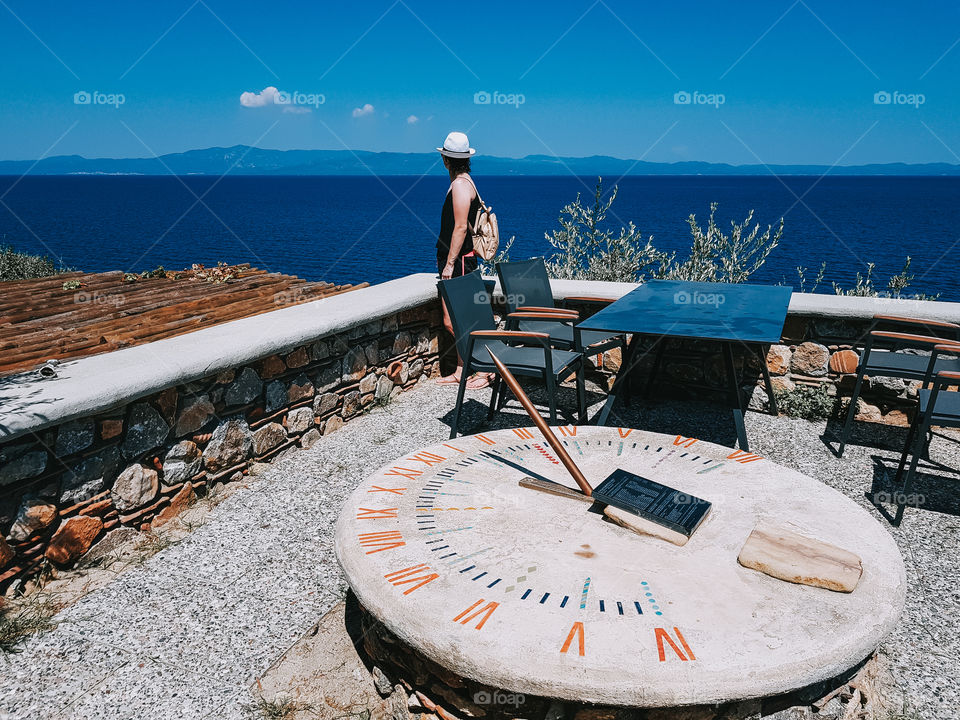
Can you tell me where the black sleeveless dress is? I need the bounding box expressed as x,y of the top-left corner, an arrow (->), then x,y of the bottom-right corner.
436,181 -> 481,277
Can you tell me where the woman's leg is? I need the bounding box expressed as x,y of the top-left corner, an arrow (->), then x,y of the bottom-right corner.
437,252 -> 465,384
437,294 -> 465,384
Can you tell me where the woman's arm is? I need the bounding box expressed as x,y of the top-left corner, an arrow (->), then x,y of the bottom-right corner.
441,178 -> 475,279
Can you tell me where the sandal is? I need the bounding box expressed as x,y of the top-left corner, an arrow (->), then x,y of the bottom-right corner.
437,372 -> 463,385
466,373 -> 494,390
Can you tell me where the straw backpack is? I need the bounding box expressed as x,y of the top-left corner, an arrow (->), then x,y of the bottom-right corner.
464,176 -> 499,261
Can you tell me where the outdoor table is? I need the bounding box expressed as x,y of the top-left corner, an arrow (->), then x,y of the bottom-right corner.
577,280 -> 792,451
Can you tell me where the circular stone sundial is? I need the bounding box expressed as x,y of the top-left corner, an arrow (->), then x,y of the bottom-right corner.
334,427 -> 906,708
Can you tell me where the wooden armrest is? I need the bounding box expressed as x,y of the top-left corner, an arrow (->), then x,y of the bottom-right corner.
508,312 -> 576,321
564,296 -> 618,304
871,330 -> 957,346
874,314 -> 960,330
934,343 -> 960,353
470,330 -> 550,340
517,305 -> 579,317
936,370 -> 960,382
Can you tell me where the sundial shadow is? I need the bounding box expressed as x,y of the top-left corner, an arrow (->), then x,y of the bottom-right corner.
868,454 -> 960,524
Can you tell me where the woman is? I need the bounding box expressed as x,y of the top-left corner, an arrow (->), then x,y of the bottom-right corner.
435,131 -> 492,389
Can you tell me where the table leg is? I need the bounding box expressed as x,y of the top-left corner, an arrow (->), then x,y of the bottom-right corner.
757,344 -> 778,416
723,342 -> 749,451
595,334 -> 641,426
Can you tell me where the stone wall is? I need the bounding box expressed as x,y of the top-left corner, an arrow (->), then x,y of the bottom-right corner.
0,302 -> 442,593
562,303 -> 921,428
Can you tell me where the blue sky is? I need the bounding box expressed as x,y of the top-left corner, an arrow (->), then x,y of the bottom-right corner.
2,0 -> 958,165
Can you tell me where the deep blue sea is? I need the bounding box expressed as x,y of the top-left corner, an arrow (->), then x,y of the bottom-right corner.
1,175 -> 958,299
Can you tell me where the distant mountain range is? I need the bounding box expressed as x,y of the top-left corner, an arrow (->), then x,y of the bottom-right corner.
1,145 -> 958,176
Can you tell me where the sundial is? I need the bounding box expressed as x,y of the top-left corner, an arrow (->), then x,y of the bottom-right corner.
334,425 -> 906,707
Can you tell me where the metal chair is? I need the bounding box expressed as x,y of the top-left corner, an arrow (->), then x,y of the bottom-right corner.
438,271 -> 587,438
495,258 -> 625,355
836,314 -> 960,456
889,350 -> 960,525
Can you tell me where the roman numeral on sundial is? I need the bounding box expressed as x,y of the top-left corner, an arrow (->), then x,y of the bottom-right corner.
357,530 -> 405,554
557,426 -> 577,436
452,598 -> 499,629
368,486 -> 405,495
655,627 -> 696,662
384,564 -> 439,595
560,621 -> 585,656
383,467 -> 424,480
673,435 -> 698,448
356,507 -> 399,519
513,427 -> 535,439
617,428 -> 633,438
727,450 -> 762,464
407,451 -> 446,466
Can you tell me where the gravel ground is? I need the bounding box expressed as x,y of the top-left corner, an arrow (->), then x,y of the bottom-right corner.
1,378 -> 958,719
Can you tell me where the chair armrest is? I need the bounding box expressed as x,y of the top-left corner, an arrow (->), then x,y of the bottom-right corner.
937,370 -> 960,382
871,330 -> 957,346
508,312 -> 577,321
517,306 -> 579,317
934,343 -> 960,354
470,330 -> 550,341
564,296 -> 618,305
873,314 -> 960,330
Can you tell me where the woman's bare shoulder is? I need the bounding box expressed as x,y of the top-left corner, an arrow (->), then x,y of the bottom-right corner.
450,175 -> 476,197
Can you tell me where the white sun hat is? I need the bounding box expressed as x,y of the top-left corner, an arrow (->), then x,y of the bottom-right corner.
436,131 -> 476,158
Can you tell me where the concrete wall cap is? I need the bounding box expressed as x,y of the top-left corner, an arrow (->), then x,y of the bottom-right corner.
0,274 -> 439,442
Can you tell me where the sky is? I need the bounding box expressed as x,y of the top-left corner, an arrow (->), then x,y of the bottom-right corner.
1,0 -> 959,166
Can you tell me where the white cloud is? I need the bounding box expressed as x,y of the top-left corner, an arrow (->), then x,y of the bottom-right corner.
352,103 -> 374,118
406,115 -> 419,124
240,86 -> 281,107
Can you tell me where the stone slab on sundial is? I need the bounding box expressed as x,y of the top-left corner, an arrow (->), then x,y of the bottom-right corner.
334,426 -> 905,707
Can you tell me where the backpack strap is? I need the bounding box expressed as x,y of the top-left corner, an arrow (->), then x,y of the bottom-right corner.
460,174 -> 488,212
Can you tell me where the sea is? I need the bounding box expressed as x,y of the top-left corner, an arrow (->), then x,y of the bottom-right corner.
1,175 -> 958,299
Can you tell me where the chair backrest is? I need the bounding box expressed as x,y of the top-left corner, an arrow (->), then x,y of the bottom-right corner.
437,270 -> 497,361
495,258 -> 555,314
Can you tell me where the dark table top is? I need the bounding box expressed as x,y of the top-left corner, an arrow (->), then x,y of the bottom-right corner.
576,280 -> 792,344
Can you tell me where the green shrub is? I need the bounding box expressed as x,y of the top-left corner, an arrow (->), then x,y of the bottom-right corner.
543,178 -> 781,284
0,243 -> 70,282
796,257 -> 937,300
774,385 -> 838,420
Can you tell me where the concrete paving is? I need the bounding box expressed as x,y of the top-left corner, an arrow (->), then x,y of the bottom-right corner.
1,379 -> 958,719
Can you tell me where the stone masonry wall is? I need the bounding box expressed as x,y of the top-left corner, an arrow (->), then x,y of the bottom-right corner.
566,304 -> 919,428
0,302 -> 443,594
